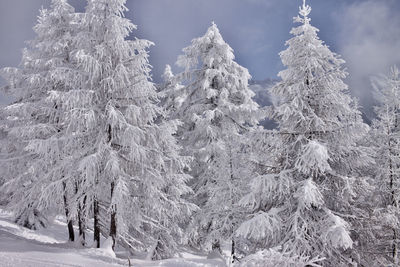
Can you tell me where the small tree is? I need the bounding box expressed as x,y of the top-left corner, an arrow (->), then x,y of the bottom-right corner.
159,64 -> 186,119
236,246 -> 323,267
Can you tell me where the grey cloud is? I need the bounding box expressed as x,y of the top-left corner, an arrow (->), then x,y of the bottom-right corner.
335,0 -> 400,119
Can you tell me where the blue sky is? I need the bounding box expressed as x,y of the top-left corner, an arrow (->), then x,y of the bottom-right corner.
1,0 -> 400,118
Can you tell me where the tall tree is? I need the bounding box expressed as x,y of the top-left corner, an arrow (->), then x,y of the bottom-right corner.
0,0 -> 78,238
2,0 -> 194,256
369,66 -> 400,266
241,1 -> 370,264
47,0 -> 195,255
174,23 -> 260,259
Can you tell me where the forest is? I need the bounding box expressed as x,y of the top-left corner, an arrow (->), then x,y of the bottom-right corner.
0,0 -> 398,266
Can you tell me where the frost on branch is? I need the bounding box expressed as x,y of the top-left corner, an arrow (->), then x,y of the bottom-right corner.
236,209 -> 282,246
295,179 -> 324,210
322,211 -> 353,250
295,141 -> 331,177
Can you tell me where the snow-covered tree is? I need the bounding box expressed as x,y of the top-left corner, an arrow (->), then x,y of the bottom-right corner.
158,65 -> 186,118
235,130 -> 286,256
1,0 -> 195,257
368,66 -> 400,265
44,0 -> 195,256
173,23 -> 260,259
0,0 -> 78,237
238,1 -> 370,264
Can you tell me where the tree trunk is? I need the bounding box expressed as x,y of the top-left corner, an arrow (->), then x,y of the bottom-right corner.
211,239 -> 222,254
110,182 -> 117,251
393,229 -> 398,264
62,182 -> 75,242
388,124 -> 398,263
229,143 -> 236,264
78,195 -> 87,246
93,197 -> 100,248
231,238 -> 236,263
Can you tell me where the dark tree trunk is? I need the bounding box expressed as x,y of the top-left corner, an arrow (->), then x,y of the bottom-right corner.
231,238 -> 235,263
393,229 -> 398,261
93,197 -> 100,248
78,195 -> 87,246
67,219 -> 74,242
211,240 -> 222,254
110,182 -> 117,251
63,182 -> 75,242
229,144 -> 236,264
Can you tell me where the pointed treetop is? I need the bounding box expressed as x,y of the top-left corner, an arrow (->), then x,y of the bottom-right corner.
390,65 -> 399,78
50,0 -> 74,12
299,0 -> 312,24
162,64 -> 174,82
209,21 -> 219,34
204,21 -> 225,45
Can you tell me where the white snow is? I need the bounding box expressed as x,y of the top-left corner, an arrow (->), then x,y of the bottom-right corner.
0,208 -> 227,267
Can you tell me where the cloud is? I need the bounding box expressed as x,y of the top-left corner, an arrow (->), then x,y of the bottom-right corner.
335,0 -> 400,118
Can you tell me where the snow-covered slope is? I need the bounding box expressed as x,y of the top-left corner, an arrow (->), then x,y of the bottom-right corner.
0,209 -> 226,267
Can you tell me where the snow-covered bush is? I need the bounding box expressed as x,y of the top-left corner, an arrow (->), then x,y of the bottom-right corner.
236,247 -> 323,267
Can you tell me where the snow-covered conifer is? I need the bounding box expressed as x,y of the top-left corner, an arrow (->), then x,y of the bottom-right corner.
0,0 -> 78,237
44,0 -> 195,256
235,130 -> 286,256
1,0 -> 194,257
174,23 -> 260,259
241,1 -> 370,264
369,66 -> 400,265
159,65 -> 186,118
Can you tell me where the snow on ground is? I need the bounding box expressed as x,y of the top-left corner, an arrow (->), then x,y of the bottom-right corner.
0,208 -> 227,267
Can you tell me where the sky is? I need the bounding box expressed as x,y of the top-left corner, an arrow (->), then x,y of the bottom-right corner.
0,0 -> 400,119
